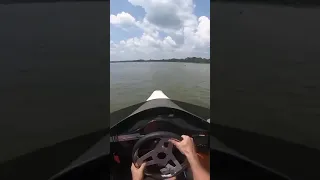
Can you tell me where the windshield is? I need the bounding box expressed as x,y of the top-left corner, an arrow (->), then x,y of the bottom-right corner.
110,0 -> 210,113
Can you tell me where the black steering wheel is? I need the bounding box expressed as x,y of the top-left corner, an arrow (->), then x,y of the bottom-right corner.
132,131 -> 188,179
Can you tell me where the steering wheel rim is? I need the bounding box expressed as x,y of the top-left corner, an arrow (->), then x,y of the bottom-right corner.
132,131 -> 188,179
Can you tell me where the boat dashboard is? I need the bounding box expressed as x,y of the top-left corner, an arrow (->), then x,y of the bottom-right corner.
108,112 -> 289,180
110,114 -> 210,180
50,110 -> 290,180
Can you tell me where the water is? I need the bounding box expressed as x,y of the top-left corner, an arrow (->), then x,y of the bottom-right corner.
110,62 -> 210,113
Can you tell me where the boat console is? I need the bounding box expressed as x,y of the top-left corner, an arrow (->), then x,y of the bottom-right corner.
49,94 -> 291,180
110,112 -> 209,180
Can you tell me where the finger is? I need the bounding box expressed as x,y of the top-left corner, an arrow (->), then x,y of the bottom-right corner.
140,162 -> 146,169
139,162 -> 146,171
168,139 -> 179,145
131,163 -> 136,170
166,177 -> 177,180
132,162 -> 140,169
181,135 -> 189,140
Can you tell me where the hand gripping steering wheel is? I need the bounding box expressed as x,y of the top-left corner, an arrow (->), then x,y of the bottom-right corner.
132,131 -> 188,179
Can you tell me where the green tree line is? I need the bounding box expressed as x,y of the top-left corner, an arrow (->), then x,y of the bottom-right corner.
111,57 -> 210,64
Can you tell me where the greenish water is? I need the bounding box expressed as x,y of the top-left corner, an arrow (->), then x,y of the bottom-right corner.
110,62 -> 210,112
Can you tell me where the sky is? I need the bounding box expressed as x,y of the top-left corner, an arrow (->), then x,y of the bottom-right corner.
110,0 -> 210,61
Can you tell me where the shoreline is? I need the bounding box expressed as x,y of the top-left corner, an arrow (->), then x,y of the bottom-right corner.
110,61 -> 210,64
110,57 -> 210,64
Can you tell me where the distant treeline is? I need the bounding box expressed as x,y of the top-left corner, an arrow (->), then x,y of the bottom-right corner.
110,57 -> 210,64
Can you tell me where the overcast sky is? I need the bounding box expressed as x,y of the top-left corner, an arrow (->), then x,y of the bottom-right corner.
110,0 -> 210,61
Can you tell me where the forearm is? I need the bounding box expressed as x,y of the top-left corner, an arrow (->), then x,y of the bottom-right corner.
187,154 -> 210,180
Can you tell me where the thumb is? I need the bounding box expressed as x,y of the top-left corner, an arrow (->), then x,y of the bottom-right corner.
139,162 -> 146,171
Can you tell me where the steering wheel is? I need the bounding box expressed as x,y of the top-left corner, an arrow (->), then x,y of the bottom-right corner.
132,131 -> 188,179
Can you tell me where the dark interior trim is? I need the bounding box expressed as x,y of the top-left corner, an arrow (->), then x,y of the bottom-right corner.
212,0 -> 320,7
1,0 -> 108,5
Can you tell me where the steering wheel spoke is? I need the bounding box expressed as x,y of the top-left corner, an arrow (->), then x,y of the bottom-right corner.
136,150 -> 154,166
145,159 -> 157,166
166,151 -> 183,173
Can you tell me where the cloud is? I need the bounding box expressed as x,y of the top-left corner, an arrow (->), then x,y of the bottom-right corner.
110,0 -> 210,61
110,11 -> 136,27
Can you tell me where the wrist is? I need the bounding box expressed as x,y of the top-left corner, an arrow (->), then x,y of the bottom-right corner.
186,153 -> 200,165
132,177 -> 142,180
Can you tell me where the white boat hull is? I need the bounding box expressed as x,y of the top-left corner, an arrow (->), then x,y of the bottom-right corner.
146,90 -> 210,123
147,90 -> 169,101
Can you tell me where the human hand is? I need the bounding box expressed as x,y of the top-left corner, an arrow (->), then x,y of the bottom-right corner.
131,162 -> 146,180
168,135 -> 198,160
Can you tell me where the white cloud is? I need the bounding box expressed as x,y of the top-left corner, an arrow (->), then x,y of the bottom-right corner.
110,0 -> 210,61
110,12 -> 136,26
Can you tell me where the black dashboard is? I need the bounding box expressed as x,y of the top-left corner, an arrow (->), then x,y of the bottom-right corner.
109,115 -> 210,180
110,108 -> 209,135
51,112 -> 290,180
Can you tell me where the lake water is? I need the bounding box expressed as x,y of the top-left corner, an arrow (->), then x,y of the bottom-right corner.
110,62 -> 210,113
